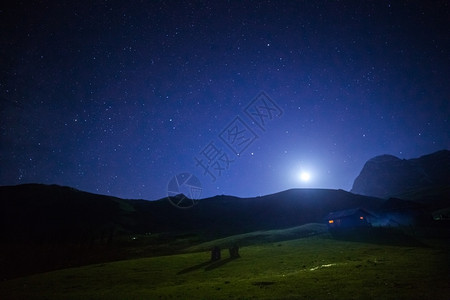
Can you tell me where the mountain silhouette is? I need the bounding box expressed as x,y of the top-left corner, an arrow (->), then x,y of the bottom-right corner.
1,184 -> 383,245
351,150 -> 450,207
1,148 -> 448,280
136,188 -> 383,238
0,184 -> 135,244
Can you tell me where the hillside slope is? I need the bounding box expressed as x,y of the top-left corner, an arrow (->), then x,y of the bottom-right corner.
1,184 -> 383,243
1,236 -> 448,300
0,184 -> 135,244
132,188 -> 383,237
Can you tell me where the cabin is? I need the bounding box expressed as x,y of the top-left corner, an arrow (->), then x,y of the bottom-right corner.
325,208 -> 374,230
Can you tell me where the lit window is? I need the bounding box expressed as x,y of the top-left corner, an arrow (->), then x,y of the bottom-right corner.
328,220 -> 334,224
359,216 -> 364,220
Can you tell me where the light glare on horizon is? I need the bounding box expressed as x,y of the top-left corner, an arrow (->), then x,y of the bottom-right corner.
299,171 -> 311,182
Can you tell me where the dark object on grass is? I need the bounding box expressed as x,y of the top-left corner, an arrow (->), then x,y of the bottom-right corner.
211,246 -> 221,261
229,244 -> 240,258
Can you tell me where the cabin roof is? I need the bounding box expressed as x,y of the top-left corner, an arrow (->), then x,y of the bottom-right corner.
325,208 -> 374,220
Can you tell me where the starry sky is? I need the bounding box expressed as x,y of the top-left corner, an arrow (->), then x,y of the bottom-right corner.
1,1 -> 449,200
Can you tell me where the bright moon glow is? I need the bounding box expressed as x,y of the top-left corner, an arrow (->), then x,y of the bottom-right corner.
299,172 -> 311,182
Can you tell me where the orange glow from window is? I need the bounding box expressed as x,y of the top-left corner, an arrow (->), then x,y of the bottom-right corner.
359,216 -> 364,220
328,220 -> 334,224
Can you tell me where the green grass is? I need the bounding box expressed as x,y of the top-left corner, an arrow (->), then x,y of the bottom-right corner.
186,223 -> 328,252
1,235 -> 449,300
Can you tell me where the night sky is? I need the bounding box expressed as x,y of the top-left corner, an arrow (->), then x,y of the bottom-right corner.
1,1 -> 449,200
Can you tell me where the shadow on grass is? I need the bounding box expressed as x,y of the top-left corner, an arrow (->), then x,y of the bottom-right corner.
205,257 -> 237,271
330,227 -> 428,247
177,257 -> 239,274
177,261 -> 212,275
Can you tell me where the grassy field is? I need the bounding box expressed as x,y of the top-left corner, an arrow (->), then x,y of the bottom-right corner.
1,232 -> 449,300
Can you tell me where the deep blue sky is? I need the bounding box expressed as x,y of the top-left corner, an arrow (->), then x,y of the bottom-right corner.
1,1 -> 449,200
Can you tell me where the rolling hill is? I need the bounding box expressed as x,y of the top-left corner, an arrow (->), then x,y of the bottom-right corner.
1,184 -> 384,244
2,146 -> 448,280
0,184 -> 384,279
0,184 -> 136,244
